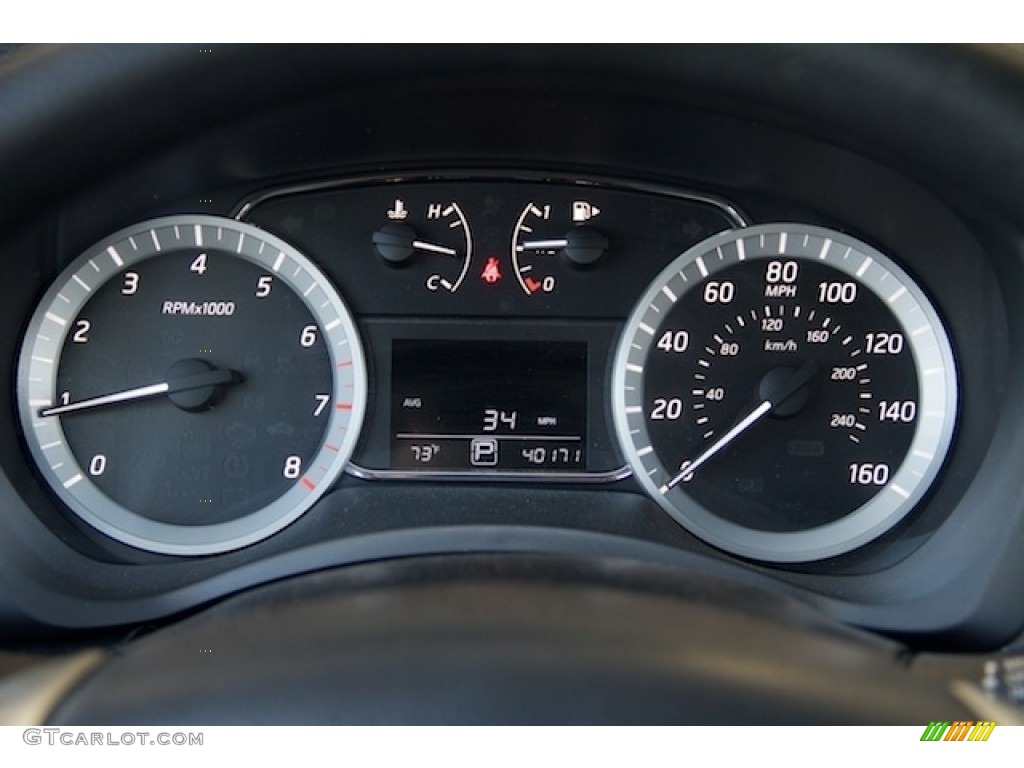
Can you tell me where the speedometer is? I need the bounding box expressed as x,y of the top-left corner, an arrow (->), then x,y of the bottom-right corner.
18,215 -> 366,556
612,224 -> 957,562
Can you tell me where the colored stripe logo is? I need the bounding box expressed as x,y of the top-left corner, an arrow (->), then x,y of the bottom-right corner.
920,721 -> 996,741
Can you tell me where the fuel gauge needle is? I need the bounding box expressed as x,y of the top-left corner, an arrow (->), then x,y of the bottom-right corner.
662,360 -> 819,492
517,239 -> 570,251
39,363 -> 242,417
516,228 -> 607,266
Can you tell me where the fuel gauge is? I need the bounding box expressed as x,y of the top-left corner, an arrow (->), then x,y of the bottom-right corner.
373,199 -> 473,293
511,200 -> 608,295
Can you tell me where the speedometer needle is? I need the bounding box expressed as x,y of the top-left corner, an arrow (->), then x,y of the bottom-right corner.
663,360 -> 819,491
39,362 -> 242,417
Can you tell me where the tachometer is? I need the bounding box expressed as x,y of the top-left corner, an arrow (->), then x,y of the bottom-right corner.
612,224 -> 957,562
18,215 -> 366,556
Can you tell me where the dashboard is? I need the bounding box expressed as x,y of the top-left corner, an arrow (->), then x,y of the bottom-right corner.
1,44 -> 1024,724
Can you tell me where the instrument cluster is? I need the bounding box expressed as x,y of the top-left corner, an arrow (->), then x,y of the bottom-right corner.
13,175 -> 962,564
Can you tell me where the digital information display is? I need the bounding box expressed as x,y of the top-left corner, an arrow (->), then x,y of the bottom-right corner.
391,340 -> 587,472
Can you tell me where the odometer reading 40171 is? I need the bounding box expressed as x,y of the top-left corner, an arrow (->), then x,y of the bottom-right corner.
612,224 -> 957,562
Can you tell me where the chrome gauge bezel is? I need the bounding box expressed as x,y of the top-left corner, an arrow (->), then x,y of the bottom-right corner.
17,215 -> 367,556
612,223 -> 958,562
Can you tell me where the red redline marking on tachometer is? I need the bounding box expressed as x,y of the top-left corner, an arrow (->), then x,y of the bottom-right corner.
336,403 -> 352,410
301,477 -> 316,490
337,360 -> 352,367
325,444 -> 340,452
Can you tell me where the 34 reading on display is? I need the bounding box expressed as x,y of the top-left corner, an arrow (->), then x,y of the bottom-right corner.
390,340 -> 587,472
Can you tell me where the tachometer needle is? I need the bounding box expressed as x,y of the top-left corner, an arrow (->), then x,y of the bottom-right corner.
39,364 -> 242,417
664,360 -> 819,491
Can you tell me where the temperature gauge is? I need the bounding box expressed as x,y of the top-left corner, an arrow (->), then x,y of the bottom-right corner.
372,199 -> 473,293
511,201 -> 609,295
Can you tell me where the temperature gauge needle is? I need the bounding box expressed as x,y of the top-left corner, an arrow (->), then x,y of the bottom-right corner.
664,360 -> 819,491
39,361 -> 242,417
411,240 -> 457,257
373,223 -> 459,263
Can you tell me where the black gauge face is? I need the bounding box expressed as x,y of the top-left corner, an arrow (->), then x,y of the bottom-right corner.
613,224 -> 958,562
643,259 -> 919,533
18,216 -> 366,555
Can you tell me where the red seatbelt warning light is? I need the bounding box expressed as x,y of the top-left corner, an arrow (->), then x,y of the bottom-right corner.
481,256 -> 502,284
